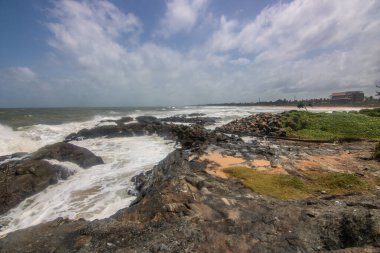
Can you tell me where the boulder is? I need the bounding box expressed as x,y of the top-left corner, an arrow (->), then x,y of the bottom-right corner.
160,116 -> 220,125
32,142 -> 104,169
136,116 -> 161,125
99,116 -> 133,126
0,159 -> 70,215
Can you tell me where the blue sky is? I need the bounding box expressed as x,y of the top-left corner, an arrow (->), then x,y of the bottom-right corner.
0,0 -> 379,107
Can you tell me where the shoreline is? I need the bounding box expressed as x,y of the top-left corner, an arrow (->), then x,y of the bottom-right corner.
0,110 -> 379,252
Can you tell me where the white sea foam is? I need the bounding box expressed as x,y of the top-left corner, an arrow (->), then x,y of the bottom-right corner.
0,115 -> 118,156
0,124 -> 50,156
0,136 -> 174,236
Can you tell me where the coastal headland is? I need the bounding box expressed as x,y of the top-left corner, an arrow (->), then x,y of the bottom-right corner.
0,109 -> 379,252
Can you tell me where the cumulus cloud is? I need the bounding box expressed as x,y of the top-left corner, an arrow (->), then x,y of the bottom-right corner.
0,67 -> 38,83
47,0 -> 141,69
158,0 -> 210,37
41,1 -> 211,105
207,0 -> 380,97
5,0 -> 378,107
209,0 -> 380,61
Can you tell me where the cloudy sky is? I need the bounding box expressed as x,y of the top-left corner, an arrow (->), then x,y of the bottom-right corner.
0,0 -> 379,107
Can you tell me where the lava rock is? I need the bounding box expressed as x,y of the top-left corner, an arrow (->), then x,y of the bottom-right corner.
136,116 -> 161,125
32,142 -> 104,169
0,159 -> 70,215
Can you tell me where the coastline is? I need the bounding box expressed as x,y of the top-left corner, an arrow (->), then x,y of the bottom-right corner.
0,109 -> 379,252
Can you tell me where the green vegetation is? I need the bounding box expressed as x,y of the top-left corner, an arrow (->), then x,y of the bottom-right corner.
223,167 -> 308,200
280,111 -> 380,140
375,142 -> 380,160
358,108 -> 380,117
224,167 -> 374,200
311,172 -> 368,194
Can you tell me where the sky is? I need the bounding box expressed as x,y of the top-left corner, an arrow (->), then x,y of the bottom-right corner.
0,0 -> 379,107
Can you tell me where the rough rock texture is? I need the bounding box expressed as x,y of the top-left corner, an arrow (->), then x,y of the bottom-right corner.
0,143 -> 103,215
161,115 -> 220,126
98,116 -> 133,126
136,116 -> 162,125
64,118 -> 234,150
0,159 -> 69,215
1,114 -> 380,252
1,151 -> 379,252
32,142 -> 104,168
216,112 -> 286,137
65,121 -> 165,141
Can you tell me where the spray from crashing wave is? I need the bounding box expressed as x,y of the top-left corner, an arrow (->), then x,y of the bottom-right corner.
0,136 -> 174,236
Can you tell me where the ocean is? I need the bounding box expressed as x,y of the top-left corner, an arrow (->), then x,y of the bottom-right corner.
0,105 -> 359,236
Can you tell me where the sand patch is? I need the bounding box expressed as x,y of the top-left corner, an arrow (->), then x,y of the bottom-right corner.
206,168 -> 231,179
295,154 -> 354,173
201,153 -> 246,168
201,152 -> 288,178
251,159 -> 271,167
200,153 -> 246,179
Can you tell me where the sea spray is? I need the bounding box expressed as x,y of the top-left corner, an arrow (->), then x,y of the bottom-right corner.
0,136 -> 174,236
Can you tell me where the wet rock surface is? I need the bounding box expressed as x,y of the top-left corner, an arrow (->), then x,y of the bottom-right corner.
160,114 -> 220,126
64,116 -> 232,150
1,113 -> 380,252
1,150 -> 379,252
0,143 -> 103,216
98,116 -> 133,126
0,159 -> 70,215
32,142 -> 104,168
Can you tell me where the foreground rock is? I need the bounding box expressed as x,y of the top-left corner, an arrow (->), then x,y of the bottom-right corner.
0,159 -> 69,215
0,143 -> 103,215
1,113 -> 380,252
32,142 -> 104,168
1,150 -> 379,252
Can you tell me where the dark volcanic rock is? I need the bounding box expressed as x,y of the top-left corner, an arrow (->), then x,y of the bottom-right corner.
216,112 -> 286,137
64,118 -> 233,151
0,152 -> 29,163
0,159 -> 70,215
1,150 -> 379,252
65,118 -> 164,141
0,142 -> 103,215
32,142 -> 104,168
161,115 -> 220,125
136,116 -> 161,125
189,113 -> 206,117
99,116 -> 133,126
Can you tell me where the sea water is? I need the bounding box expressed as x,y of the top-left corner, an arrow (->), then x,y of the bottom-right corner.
0,106 -> 360,236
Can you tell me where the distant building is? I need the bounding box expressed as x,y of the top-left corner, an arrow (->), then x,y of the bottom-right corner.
330,91 -> 364,103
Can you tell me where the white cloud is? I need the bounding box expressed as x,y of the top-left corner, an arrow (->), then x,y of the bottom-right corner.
6,0 -> 377,107
209,0 -> 380,62
47,0 -> 141,69
230,57 -> 251,66
205,0 -> 380,98
158,0 -> 210,37
0,67 -> 37,83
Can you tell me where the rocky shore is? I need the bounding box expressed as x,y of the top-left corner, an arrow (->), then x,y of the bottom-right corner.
0,142 -> 103,215
0,113 -> 379,252
215,112 -> 287,137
